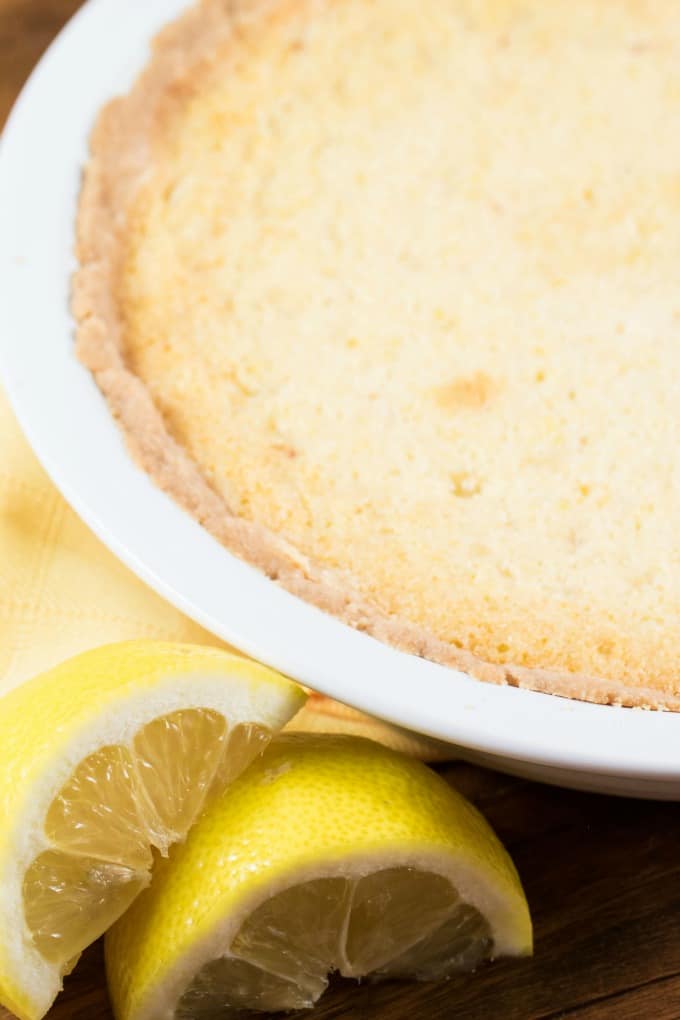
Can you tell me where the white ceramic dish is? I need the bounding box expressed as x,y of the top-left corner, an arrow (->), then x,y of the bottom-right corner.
1,0 -> 679,799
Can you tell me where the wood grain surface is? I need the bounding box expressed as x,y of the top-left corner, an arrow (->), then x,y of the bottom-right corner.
2,3 -> 680,1019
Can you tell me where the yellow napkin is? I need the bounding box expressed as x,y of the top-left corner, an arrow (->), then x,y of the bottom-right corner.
0,386 -> 449,760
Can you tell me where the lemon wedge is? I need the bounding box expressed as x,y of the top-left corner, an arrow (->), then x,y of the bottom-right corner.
107,734 -> 532,1019
0,641 -> 305,1020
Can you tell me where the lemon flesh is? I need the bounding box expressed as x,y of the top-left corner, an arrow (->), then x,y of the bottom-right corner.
0,642 -> 305,1020
24,712 -> 269,966
107,735 -> 532,1020
176,871 -> 493,1017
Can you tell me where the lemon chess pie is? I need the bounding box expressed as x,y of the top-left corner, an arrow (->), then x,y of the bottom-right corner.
74,0 -> 680,709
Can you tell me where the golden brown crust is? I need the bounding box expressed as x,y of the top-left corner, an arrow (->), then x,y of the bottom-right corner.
72,0 -> 680,712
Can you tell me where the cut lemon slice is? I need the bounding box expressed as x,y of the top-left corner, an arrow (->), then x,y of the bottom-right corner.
107,734 -> 532,1020
0,641 -> 305,1020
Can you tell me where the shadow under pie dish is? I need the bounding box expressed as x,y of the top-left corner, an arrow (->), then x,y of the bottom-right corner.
73,0 -> 680,711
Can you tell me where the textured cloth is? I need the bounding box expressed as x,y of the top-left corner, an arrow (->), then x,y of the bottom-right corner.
0,385 -> 450,760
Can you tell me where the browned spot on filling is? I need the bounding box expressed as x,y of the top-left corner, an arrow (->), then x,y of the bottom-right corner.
432,371 -> 498,411
450,471 -> 483,498
271,442 -> 298,459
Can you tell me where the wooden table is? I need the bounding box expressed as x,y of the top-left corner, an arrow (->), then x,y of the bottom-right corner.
3,3 -> 680,1018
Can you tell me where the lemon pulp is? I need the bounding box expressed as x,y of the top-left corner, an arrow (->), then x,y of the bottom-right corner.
177,869 -> 492,1016
23,712 -> 269,970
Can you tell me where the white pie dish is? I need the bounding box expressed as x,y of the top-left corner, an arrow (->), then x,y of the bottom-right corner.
0,0 -> 679,799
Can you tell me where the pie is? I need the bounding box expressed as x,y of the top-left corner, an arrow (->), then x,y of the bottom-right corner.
74,0 -> 680,709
